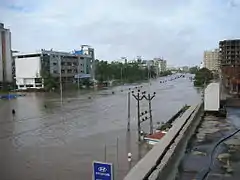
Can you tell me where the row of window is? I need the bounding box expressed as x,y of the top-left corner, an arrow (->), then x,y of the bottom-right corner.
52,62 -> 85,66
53,69 -> 84,74
19,84 -> 42,88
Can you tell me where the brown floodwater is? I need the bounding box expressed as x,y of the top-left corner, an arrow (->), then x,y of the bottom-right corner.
0,74 -> 200,180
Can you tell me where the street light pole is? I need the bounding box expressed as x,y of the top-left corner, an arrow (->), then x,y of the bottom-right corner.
58,55 -> 63,106
77,56 -> 80,90
127,91 -> 131,131
121,67 -> 123,84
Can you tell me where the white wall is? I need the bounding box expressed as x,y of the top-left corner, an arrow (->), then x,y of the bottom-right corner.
15,56 -> 41,78
204,82 -> 220,111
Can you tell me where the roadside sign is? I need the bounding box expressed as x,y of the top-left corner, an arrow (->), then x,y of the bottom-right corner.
93,161 -> 113,180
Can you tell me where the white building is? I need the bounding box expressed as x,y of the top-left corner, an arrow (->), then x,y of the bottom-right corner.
0,23 -> 13,88
153,58 -> 167,76
14,48 -> 95,90
203,49 -> 219,71
15,52 -> 43,90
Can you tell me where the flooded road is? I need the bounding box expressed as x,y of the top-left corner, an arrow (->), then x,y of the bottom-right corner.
0,74 -> 200,180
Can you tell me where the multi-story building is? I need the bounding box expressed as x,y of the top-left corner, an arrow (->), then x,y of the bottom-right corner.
14,48 -> 95,90
153,58 -> 167,76
219,39 -> 240,94
203,49 -> 219,72
0,23 -> 14,89
181,66 -> 189,72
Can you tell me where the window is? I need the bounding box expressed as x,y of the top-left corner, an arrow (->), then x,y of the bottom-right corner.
61,70 -> 65,73
53,62 -> 57,66
35,78 -> 42,83
26,84 -> 34,88
36,85 -> 42,88
67,69 -> 72,73
53,70 -> 57,74
61,62 -> 65,66
67,62 -> 72,66
19,85 -> 24,88
80,57 -> 84,59
81,64 -> 83,66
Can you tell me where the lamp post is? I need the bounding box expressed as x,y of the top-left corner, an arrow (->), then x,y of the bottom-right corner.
58,55 -> 63,106
77,56 -> 80,90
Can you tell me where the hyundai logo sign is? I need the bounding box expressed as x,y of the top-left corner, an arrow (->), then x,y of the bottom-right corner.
93,161 -> 113,180
98,167 -> 107,173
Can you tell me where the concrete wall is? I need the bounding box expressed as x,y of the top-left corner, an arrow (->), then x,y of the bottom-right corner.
149,104 -> 202,180
4,30 -> 12,82
124,103 -> 202,180
0,27 -> 13,83
15,56 -> 42,89
15,56 -> 41,78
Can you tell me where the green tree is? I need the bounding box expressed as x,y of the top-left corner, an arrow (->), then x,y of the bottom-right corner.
189,66 -> 199,74
41,70 -> 59,91
194,68 -> 213,87
95,60 -> 171,83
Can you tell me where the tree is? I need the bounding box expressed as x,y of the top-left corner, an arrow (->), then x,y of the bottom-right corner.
41,70 -> 59,91
189,66 -> 199,74
194,68 -> 213,87
95,60 -> 172,83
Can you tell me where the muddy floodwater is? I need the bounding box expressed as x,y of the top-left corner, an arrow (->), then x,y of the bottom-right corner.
0,74 -> 200,180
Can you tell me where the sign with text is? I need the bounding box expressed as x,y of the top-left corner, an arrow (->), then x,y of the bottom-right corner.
92,161 -> 113,180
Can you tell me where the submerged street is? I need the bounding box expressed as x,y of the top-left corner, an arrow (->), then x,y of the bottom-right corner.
0,74 -> 200,180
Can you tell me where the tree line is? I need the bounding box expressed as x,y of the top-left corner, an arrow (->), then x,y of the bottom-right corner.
95,60 -> 172,83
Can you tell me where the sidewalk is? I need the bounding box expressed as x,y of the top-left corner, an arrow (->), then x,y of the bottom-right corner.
177,110 -> 240,180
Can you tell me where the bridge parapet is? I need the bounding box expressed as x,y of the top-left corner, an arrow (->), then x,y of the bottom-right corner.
124,103 -> 203,180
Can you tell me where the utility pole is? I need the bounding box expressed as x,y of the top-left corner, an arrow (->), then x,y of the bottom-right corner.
58,55 -> 63,106
131,89 -> 145,141
132,89 -> 156,141
127,91 -> 131,131
144,92 -> 156,134
121,67 -> 123,83
77,56 -> 80,90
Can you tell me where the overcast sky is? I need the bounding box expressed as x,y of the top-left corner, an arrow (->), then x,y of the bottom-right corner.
1,0 -> 240,66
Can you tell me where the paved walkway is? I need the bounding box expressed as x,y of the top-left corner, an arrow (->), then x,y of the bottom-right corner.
177,109 -> 240,180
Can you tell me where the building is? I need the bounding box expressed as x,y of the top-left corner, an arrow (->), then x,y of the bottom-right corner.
153,58 -> 167,76
14,48 -> 95,90
0,23 -> 14,89
181,66 -> 189,72
219,39 -> 240,94
203,49 -> 219,72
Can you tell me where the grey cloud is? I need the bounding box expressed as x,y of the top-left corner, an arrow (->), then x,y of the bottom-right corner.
1,0 -> 240,66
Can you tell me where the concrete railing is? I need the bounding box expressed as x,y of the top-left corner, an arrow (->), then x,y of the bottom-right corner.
124,103 -> 202,180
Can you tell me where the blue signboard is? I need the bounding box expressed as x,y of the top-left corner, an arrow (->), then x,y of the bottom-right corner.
93,161 -> 113,180
73,50 -> 83,55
